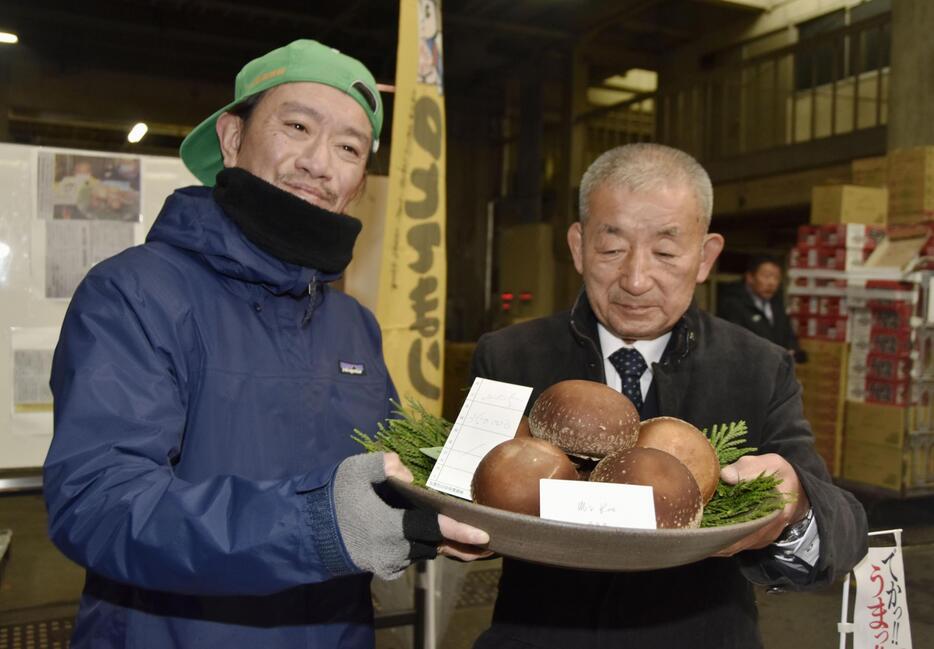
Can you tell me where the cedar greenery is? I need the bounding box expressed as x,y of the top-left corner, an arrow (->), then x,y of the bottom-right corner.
701,474 -> 786,527
352,399 -> 452,485
700,420 -> 789,527
707,420 -> 756,467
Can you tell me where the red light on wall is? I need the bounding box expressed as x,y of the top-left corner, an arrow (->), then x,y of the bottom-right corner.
501,292 -> 514,301
519,291 -> 533,302
501,302 -> 512,311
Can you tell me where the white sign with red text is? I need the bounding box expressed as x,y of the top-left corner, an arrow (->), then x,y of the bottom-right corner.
851,537 -> 913,649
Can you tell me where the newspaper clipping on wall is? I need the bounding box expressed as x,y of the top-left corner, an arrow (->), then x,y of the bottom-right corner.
36,151 -> 142,298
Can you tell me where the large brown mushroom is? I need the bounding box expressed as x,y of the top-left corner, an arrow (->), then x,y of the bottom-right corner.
528,380 -> 639,459
637,417 -> 721,503
472,437 -> 578,516
590,447 -> 703,529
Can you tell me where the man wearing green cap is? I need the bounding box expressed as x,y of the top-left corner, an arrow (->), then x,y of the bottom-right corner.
44,40 -> 489,649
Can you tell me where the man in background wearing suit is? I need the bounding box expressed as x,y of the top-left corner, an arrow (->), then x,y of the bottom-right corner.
718,254 -> 806,362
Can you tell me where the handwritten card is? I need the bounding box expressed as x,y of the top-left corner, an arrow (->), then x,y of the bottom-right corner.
539,479 -> 657,529
426,378 -> 533,499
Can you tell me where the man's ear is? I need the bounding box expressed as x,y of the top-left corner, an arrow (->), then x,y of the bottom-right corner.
696,232 -> 725,283
567,222 -> 585,275
216,113 -> 244,168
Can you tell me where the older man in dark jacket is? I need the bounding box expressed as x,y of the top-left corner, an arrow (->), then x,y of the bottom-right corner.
470,143 -> 867,649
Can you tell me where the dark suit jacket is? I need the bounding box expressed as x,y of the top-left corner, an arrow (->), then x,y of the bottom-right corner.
469,293 -> 866,649
717,281 -> 806,362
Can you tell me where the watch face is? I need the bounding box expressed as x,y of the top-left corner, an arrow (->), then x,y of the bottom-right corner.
783,510 -> 813,542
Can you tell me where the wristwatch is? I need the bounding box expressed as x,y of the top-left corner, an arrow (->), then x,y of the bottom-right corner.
776,508 -> 813,546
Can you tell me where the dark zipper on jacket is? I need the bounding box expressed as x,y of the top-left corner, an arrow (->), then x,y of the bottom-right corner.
302,276 -> 319,326
567,292 -> 607,383
569,317 -> 606,382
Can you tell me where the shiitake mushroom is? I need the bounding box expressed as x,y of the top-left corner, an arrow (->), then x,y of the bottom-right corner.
528,380 -> 639,459
590,447 -> 703,529
637,416 -> 721,503
471,437 -> 578,516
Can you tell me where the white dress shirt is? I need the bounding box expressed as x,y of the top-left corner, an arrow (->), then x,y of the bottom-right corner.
748,286 -> 774,324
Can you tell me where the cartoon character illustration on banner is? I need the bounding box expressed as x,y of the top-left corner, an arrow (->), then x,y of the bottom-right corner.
417,0 -> 443,92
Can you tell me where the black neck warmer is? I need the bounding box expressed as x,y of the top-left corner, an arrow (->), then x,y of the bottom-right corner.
213,167 -> 362,274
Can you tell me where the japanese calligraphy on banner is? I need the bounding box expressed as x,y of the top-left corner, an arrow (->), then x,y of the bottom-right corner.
377,0 -> 446,414
852,542 -> 913,649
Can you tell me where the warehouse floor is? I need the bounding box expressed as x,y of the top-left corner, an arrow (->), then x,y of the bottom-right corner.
1,492 -> 932,649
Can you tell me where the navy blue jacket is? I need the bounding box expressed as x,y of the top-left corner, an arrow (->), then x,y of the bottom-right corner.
44,186 -> 396,648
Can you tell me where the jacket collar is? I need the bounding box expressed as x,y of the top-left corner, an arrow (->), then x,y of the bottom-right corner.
568,288 -> 698,368
147,186 -> 343,297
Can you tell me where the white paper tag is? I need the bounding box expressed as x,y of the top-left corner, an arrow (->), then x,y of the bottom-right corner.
539,479 -> 656,529
426,378 -> 533,499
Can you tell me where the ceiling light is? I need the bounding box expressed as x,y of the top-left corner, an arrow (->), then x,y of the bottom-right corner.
127,122 -> 148,143
0,32 -> 18,44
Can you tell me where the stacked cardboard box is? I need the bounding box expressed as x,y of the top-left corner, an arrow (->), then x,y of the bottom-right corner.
846,282 -> 925,404
788,224 -> 884,343
810,185 -> 887,226
787,223 -> 888,475
798,160 -> 934,493
842,403 -> 906,491
843,277 -> 934,493
851,156 -> 888,188
844,400 -> 934,493
798,338 -> 848,476
888,147 -> 934,225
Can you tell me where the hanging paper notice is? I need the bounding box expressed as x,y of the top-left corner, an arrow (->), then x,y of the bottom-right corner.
44,220 -> 136,299
9,326 -> 60,439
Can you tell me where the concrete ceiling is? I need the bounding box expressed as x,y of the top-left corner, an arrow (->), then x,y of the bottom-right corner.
0,0 -> 763,154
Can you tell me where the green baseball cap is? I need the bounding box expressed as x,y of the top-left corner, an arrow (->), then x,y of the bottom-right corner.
180,39 -> 383,187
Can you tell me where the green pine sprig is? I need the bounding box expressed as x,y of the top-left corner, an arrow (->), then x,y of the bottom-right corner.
352,399 -> 452,485
701,473 -> 788,527
701,420 -> 788,527
705,420 -> 756,467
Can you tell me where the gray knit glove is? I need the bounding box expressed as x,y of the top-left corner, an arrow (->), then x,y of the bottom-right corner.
333,453 -> 442,580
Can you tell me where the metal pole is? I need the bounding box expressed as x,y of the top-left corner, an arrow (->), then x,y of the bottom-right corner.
415,560 -> 438,649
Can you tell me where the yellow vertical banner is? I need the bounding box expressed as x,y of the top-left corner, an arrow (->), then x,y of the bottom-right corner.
378,0 -> 446,415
